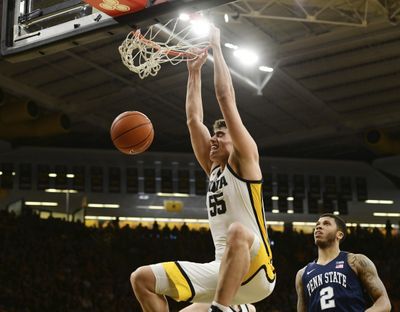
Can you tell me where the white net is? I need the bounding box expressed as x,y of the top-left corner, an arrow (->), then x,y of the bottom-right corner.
119,18 -> 210,79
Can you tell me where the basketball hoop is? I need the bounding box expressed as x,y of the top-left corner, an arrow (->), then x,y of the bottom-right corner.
118,17 -> 210,79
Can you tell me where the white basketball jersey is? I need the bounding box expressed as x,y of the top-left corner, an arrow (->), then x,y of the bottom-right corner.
206,164 -> 271,261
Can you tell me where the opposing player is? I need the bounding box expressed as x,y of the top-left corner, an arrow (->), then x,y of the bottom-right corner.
130,25 -> 275,312
295,213 -> 391,312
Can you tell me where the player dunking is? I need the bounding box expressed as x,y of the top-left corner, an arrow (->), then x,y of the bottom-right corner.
295,213 -> 391,312
130,25 -> 275,312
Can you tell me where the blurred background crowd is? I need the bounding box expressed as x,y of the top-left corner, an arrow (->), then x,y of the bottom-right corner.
0,210 -> 399,312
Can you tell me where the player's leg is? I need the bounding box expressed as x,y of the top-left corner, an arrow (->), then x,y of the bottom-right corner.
132,260 -> 219,311
179,303 -> 210,312
130,265 -> 170,312
213,222 -> 255,307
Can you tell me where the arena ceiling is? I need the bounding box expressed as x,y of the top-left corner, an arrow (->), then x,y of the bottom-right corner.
1,0 -> 400,161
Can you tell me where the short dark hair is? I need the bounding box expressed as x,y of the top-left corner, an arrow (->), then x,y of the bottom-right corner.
213,119 -> 226,132
320,213 -> 347,242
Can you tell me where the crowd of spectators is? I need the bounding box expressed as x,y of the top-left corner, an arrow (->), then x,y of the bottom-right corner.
0,210 -> 399,312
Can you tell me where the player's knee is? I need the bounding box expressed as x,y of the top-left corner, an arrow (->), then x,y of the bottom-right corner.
227,222 -> 252,247
130,266 -> 154,294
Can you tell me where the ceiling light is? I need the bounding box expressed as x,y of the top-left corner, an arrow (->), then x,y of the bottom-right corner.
25,201 -> 58,206
140,217 -> 157,222
19,2 -> 25,14
224,43 -> 238,50
157,192 -> 190,197
190,18 -> 210,37
259,66 -> 274,72
233,49 -> 258,65
271,196 -> 279,201
359,223 -> 386,228
373,212 -> 400,217
224,13 -> 229,23
137,205 -> 164,210
48,173 -> 57,177
179,13 -> 190,21
45,188 -> 78,193
84,216 -> 117,221
88,203 -> 119,208
119,217 -> 141,221
365,199 -> 394,204
292,222 -> 317,226
266,221 -> 284,225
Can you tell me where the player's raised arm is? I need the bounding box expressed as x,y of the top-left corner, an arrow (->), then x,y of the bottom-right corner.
209,25 -> 259,167
186,50 -> 213,175
349,253 -> 391,312
295,268 -> 307,312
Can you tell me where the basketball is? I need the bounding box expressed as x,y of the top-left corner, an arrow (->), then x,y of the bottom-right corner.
110,111 -> 154,155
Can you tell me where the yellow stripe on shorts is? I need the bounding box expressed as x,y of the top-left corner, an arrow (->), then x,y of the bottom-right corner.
246,183 -> 276,283
241,239 -> 275,285
162,261 -> 195,302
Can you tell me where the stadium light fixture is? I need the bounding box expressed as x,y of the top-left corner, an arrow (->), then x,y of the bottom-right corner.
259,66 -> 274,72
233,48 -> 258,65
190,18 -> 210,37
179,13 -> 190,21
224,13 -> 229,23
225,43 -> 238,50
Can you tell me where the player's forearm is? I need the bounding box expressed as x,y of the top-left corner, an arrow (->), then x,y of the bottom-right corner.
212,44 -> 235,105
296,304 -> 306,312
186,70 -> 204,124
365,296 -> 391,312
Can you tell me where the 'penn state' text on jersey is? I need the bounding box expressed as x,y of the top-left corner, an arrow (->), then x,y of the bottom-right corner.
302,251 -> 366,311
206,164 -> 272,263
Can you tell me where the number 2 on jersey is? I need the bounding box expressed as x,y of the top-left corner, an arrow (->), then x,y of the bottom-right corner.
320,286 -> 336,310
208,193 -> 226,216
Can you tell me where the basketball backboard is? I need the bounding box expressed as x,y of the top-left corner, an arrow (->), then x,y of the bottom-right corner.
1,0 -> 232,62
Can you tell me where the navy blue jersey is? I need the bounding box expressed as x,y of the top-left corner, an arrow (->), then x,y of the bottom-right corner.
302,251 -> 366,312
